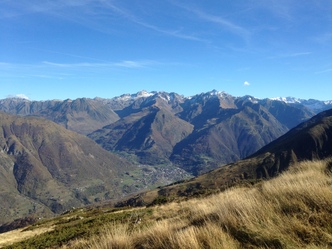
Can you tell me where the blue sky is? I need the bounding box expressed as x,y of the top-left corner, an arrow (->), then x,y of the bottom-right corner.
1,0 -> 332,101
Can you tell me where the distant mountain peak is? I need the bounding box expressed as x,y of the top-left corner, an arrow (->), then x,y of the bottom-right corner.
136,90 -> 156,98
6,94 -> 30,100
269,97 -> 302,104
270,96 -> 332,112
239,95 -> 259,103
187,90 -> 232,101
207,89 -> 229,97
114,90 -> 156,101
209,89 -> 222,95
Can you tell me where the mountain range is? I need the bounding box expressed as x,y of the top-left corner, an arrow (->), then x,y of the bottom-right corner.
1,90 -> 331,176
1,90 -> 332,225
0,111 -> 189,225
116,107 -> 332,207
0,97 -> 119,135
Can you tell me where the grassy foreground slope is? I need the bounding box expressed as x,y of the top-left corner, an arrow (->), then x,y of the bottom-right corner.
3,159 -> 332,248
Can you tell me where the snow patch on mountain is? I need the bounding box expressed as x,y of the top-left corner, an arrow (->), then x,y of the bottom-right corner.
270,97 -> 302,104
98,90 -> 332,113
6,94 -> 30,101
136,90 -> 155,98
247,97 -> 259,104
270,97 -> 332,112
115,90 -> 155,101
238,95 -> 260,104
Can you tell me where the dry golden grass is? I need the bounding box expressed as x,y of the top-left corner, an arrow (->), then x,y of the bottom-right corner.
0,159 -> 313,248
77,159 -> 332,249
0,225 -> 55,248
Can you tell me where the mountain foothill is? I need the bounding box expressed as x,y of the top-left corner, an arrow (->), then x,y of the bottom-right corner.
0,90 -> 332,226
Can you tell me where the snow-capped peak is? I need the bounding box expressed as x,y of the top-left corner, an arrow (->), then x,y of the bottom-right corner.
269,97 -> 302,104
240,95 -> 259,104
114,90 -> 155,101
270,96 -> 332,112
6,94 -> 30,101
209,89 -> 229,97
136,90 -> 155,98
196,89 -> 231,99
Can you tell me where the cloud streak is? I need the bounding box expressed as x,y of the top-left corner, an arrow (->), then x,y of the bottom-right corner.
97,1 -> 206,42
0,60 -> 159,84
0,59 -> 171,80
190,8 -> 250,38
1,1 -> 206,42
170,1 -> 250,40
269,52 -> 312,59
42,60 -> 160,69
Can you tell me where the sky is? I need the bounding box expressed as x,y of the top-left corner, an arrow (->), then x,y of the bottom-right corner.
1,0 -> 332,101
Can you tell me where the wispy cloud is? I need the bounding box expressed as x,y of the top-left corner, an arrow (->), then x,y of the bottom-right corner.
269,52 -> 312,59
288,52 -> 312,57
97,1 -> 206,42
113,60 -> 156,68
170,1 -> 250,40
0,1 -> 91,19
244,81 -> 250,86
253,0 -> 295,21
42,60 -> 159,69
30,48 -> 109,62
1,1 -> 205,42
0,59 -> 170,81
191,9 -> 250,38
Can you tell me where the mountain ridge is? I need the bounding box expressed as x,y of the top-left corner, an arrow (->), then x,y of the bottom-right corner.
0,98 -> 120,135
1,90 -> 332,231
89,90 -> 317,175
5,89 -> 332,113
0,110 -> 195,225
115,106 -> 332,207
1,90 -> 331,176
